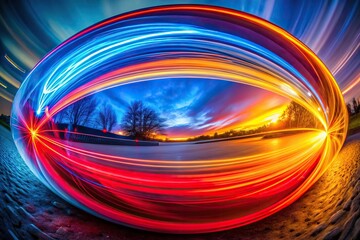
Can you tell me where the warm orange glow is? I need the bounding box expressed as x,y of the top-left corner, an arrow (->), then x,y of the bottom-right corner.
269,114 -> 281,123
234,104 -> 287,131
167,137 -> 189,141
153,103 -> 288,140
30,129 -> 37,139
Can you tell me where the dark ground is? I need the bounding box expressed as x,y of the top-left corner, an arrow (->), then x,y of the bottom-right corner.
1,125 -> 360,240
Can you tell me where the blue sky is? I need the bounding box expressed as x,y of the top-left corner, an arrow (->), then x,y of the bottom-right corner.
96,79 -> 288,138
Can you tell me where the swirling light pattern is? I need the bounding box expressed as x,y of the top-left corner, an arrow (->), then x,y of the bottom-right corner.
11,6 -> 347,233
1,0 -> 359,112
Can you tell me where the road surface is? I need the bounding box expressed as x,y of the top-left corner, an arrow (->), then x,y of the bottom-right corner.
65,133 -> 313,161
1,125 -> 360,239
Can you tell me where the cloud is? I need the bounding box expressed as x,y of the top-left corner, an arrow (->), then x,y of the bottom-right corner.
97,78 -> 288,137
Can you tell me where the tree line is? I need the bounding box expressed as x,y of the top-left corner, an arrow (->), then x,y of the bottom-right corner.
55,97 -> 165,140
54,97 -> 318,142
278,101 -> 318,129
347,97 -> 360,116
186,101 -> 319,142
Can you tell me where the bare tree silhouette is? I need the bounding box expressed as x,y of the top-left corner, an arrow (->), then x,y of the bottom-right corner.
280,101 -> 317,128
61,96 -> 97,127
121,101 -> 165,139
97,103 -> 117,132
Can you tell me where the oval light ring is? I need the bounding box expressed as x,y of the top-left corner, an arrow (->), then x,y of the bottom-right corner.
11,5 -> 347,233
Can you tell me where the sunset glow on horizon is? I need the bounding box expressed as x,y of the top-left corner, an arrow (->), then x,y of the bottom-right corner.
95,79 -> 290,139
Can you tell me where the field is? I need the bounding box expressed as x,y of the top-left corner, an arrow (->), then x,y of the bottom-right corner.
349,114 -> 360,131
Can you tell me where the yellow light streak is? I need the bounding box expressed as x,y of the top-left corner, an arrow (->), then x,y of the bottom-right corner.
4,54 -> 25,73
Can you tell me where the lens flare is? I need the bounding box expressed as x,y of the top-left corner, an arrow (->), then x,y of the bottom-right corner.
11,5 -> 347,233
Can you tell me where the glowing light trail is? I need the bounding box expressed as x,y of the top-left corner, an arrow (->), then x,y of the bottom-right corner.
0,82 -> 7,88
4,54 -> 26,73
11,5 -> 347,233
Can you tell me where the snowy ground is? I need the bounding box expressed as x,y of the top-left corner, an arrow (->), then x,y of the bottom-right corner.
1,125 -> 360,239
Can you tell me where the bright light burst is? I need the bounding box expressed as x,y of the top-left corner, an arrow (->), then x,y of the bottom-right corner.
11,5 -> 347,233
